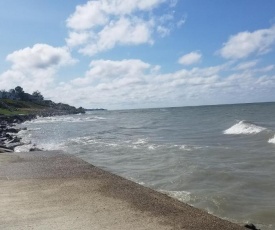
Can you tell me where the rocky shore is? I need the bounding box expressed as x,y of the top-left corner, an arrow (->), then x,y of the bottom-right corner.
0,114 -> 37,153
0,109 -> 84,153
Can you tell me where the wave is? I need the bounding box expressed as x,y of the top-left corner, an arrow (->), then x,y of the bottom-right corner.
159,190 -> 191,203
25,115 -> 106,124
223,121 -> 267,135
268,135 -> 275,144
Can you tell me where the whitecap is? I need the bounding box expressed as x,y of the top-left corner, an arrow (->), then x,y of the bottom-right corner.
160,190 -> 191,203
179,145 -> 193,151
223,121 -> 266,135
148,145 -> 157,150
268,135 -> 275,144
14,144 -> 32,152
133,138 -> 148,145
25,116 -> 105,124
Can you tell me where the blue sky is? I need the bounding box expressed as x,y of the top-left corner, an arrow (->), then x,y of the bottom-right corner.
1,0 -> 275,109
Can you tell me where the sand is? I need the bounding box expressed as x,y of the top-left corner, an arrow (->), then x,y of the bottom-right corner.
0,151 -> 245,230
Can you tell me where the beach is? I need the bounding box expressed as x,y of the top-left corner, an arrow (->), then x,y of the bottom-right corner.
0,150 -> 245,230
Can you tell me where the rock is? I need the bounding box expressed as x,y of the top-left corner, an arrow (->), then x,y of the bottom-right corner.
30,147 -> 42,151
5,128 -> 20,133
0,147 -> 13,153
5,134 -> 13,140
7,137 -> 21,143
0,145 -> 12,150
244,224 -> 261,230
5,142 -> 24,150
0,124 -> 7,129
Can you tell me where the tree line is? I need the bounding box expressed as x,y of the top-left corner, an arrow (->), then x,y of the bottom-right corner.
0,86 -> 44,101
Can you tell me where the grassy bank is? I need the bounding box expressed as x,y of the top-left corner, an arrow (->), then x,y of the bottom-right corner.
0,98 -> 85,116
0,99 -> 47,115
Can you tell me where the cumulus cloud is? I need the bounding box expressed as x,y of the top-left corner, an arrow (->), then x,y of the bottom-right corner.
3,51 -> 270,109
67,0 -> 166,30
42,56 -> 275,109
219,25 -> 275,59
47,59 -> 217,108
66,0 -> 179,55
6,44 -> 76,70
178,51 -> 202,65
0,44 -> 76,92
71,59 -> 150,87
66,31 -> 90,47
79,17 -> 154,55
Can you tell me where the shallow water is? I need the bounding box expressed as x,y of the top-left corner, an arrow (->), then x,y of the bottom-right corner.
17,103 -> 275,229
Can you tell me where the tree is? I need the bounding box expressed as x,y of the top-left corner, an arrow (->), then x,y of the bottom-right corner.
9,89 -> 16,94
32,91 -> 44,101
14,86 -> 25,100
15,86 -> 24,94
0,90 -> 8,98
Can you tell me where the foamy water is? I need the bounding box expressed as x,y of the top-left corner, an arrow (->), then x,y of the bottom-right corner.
17,103 -> 275,229
224,121 -> 267,135
268,135 -> 275,144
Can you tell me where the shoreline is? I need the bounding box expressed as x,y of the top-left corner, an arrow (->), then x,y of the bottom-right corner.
0,111 -> 83,152
0,150 -> 246,230
0,114 -> 259,229
0,114 -> 37,153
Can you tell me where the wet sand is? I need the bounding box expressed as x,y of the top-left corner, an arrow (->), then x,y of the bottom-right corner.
0,151 -> 245,230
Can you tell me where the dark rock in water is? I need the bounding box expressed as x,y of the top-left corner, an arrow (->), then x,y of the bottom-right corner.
0,124 -> 7,129
29,147 -> 42,151
245,224 -> 260,230
5,142 -> 24,150
5,128 -> 20,133
7,137 -> 21,143
0,144 -> 12,150
0,147 -> 13,153
5,134 -> 13,140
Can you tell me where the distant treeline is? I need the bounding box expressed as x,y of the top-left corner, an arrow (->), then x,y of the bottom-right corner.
0,86 -> 85,114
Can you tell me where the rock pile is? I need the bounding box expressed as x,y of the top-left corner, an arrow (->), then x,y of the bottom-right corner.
0,114 -> 36,153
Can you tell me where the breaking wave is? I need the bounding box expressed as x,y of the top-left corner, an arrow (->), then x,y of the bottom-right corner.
25,115 -> 106,124
160,190 -> 191,203
268,135 -> 275,144
223,121 -> 267,135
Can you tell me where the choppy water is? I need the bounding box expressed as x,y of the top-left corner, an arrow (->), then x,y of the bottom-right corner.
16,103 -> 275,229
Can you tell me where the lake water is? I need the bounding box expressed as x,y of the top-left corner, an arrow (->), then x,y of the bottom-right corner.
16,103 -> 275,229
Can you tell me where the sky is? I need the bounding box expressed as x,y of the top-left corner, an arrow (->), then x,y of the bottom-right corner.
0,0 -> 275,110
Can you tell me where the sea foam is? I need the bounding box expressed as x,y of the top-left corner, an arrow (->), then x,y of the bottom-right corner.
268,135 -> 275,144
25,115 -> 106,124
224,121 -> 266,135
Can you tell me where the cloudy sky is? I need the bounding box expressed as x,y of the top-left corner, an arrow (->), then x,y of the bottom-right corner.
1,0 -> 275,109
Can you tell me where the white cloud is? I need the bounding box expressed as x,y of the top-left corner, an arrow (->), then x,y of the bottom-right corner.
42,56 -> 275,109
178,51 -> 202,65
219,25 -> 275,59
0,44 -> 76,93
46,59 -> 224,108
71,59 -> 150,87
66,31 -> 90,47
79,17 -> 154,55
66,0 -> 167,30
235,60 -> 259,70
6,44 -> 76,70
66,1 -> 107,30
2,53 -> 272,109
65,0 -> 180,56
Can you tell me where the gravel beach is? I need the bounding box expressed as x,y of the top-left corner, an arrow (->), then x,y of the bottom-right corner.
0,150 -> 245,230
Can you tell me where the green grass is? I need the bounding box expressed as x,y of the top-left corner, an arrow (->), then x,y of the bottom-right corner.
0,99 -> 46,109
0,108 -> 28,115
0,99 -> 49,116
